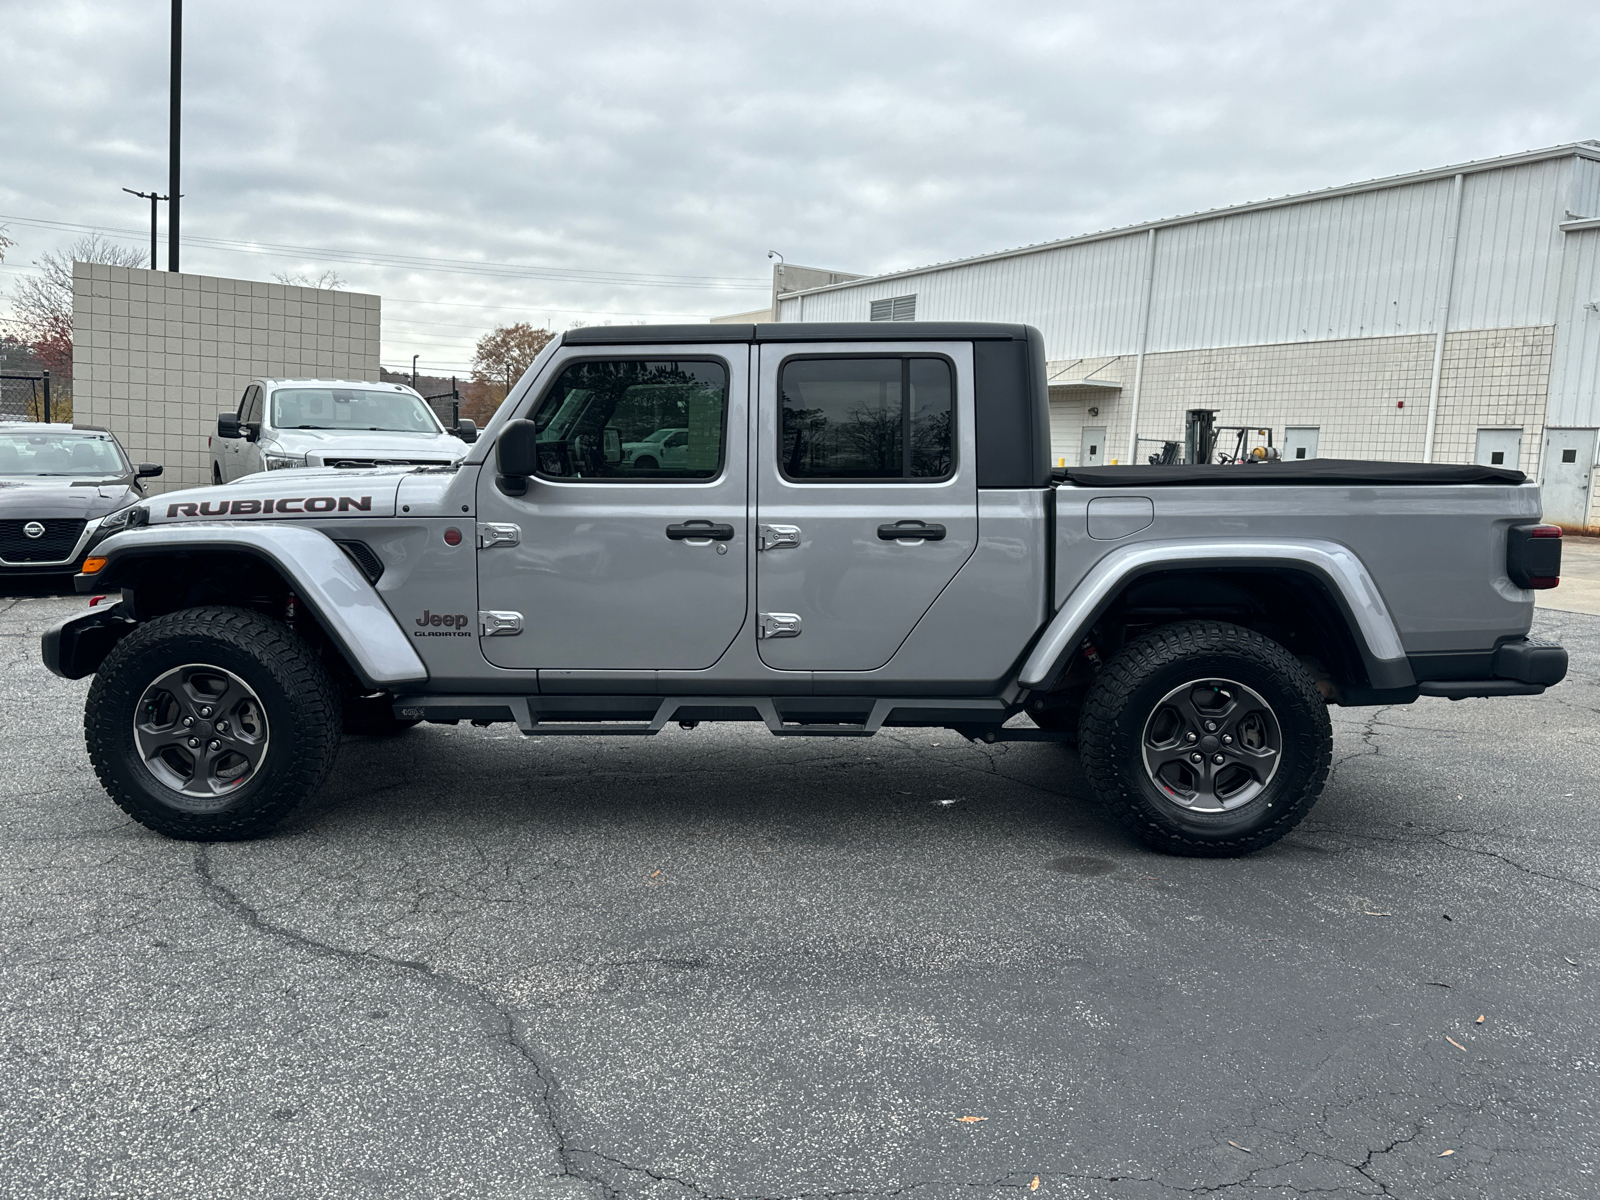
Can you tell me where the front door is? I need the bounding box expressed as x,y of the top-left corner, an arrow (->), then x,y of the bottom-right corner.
475,345 -> 749,670
1541,428 -> 1597,527
1080,425 -> 1106,468
754,341 -> 978,672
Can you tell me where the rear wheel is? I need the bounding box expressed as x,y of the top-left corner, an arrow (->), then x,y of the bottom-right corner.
86,606 -> 341,840
1078,621 -> 1331,857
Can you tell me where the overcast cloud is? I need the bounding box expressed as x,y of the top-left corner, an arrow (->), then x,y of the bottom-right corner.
3,0 -> 1598,372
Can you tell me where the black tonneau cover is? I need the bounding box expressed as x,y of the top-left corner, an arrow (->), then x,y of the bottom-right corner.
1057,459 -> 1527,487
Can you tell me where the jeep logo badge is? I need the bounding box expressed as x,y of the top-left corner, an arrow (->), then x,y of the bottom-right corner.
22,521 -> 44,539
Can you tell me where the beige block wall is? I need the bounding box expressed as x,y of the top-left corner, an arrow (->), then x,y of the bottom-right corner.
72,263 -> 381,492
1047,327 -> 1554,476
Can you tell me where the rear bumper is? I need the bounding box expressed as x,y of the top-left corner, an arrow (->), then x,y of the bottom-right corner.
1415,636 -> 1567,700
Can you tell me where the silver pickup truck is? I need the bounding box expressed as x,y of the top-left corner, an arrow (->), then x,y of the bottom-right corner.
42,322 -> 1568,856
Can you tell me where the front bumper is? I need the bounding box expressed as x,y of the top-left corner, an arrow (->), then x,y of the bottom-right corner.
41,599 -> 136,679
1416,636 -> 1568,699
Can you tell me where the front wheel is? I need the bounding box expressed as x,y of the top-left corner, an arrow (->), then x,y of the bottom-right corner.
1078,621 -> 1331,857
85,606 -> 342,840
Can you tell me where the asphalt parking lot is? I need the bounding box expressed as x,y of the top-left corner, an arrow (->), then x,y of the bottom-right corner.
2,592 -> 1597,1200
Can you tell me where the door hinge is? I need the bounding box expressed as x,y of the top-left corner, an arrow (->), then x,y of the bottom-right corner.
758,612 -> 802,639
478,522 -> 521,548
757,524 -> 801,551
480,610 -> 524,636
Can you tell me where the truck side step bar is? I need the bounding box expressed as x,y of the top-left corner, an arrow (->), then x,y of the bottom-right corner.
390,695 -> 1012,738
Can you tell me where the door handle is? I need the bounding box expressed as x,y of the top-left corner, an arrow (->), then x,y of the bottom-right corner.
877,521 -> 946,542
666,521 -> 735,541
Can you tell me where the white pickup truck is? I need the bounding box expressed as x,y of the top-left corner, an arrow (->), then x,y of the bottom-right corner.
211,378 -> 475,482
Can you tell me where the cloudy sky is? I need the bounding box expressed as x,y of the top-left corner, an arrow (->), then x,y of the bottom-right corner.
3,0 -> 1598,374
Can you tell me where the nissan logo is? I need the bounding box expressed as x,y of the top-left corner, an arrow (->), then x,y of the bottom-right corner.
22,521 -> 45,539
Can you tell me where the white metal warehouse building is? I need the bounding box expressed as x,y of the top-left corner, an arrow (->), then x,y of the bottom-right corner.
773,143 -> 1600,528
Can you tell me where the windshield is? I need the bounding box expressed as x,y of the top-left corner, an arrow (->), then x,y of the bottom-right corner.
270,388 -> 443,434
0,429 -> 128,477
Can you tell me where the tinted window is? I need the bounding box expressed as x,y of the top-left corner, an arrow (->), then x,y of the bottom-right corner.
243,387 -> 263,424
530,359 -> 727,481
779,356 -> 953,481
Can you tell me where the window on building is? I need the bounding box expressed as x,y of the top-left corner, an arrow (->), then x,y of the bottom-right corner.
528,359 -> 728,480
868,295 -> 917,322
779,356 -> 953,481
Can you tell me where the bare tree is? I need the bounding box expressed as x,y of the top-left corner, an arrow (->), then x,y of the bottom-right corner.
0,226 -> 13,265
2,234 -> 146,421
272,269 -> 345,289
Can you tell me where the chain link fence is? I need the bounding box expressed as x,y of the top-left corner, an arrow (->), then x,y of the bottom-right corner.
0,373 -> 51,422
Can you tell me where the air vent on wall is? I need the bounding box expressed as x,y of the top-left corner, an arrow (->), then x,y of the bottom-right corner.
869,295 -> 917,322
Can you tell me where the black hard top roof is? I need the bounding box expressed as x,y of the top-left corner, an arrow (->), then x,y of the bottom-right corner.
562,321 -> 1034,345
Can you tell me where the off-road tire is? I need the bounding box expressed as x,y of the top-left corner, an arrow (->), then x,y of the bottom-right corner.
1078,620 -> 1331,857
342,694 -> 421,736
86,606 -> 341,840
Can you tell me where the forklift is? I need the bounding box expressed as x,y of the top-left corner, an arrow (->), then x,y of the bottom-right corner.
1145,410 -> 1279,466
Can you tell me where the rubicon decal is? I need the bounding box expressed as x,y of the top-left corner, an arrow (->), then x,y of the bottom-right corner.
166,496 -> 373,517
414,610 -> 472,637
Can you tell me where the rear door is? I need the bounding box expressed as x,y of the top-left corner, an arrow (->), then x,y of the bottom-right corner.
753,340 -> 977,671
474,344 -> 749,671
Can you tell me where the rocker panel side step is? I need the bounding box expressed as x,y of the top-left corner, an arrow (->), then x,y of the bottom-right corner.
389,695 -> 1011,737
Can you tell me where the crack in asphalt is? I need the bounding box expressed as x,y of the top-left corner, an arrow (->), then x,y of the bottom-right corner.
189,844 -> 622,1198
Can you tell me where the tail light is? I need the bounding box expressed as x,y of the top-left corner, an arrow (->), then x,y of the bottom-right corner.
1507,524 -> 1561,589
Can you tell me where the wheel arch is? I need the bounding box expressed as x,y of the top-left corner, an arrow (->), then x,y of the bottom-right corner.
74,525 -> 427,690
1019,539 -> 1414,696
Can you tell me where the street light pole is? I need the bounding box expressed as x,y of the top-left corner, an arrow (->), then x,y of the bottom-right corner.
121,188 -> 168,269
168,0 -> 182,272
411,355 -> 419,389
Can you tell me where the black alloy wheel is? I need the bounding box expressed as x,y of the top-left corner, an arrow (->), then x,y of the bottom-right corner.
1078,620 -> 1331,857
86,606 -> 341,840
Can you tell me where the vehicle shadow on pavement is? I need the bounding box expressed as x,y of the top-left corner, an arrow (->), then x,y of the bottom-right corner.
300,721 -> 1132,854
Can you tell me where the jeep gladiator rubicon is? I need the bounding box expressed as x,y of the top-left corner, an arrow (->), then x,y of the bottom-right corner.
42,322 -> 1568,856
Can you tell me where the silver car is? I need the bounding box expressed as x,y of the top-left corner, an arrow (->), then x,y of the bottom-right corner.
211,378 -> 475,482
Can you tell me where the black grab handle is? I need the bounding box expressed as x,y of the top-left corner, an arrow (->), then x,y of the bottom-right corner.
877,522 -> 946,541
666,521 -> 735,541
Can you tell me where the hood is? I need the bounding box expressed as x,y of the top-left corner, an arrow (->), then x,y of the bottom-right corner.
148,468 -> 406,525
265,428 -> 467,462
0,478 -> 138,521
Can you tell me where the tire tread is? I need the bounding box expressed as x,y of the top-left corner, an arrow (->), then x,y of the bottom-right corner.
1078,620 -> 1331,857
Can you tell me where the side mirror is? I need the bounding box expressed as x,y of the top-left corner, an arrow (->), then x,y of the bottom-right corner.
496,419 -> 539,494
242,423 -> 261,443
453,417 -> 478,444
603,427 -> 622,464
135,463 -> 163,479
217,413 -> 240,439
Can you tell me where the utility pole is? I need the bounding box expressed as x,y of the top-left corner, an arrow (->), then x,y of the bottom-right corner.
411,354 -> 419,389
121,188 -> 168,269
168,0 -> 182,272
